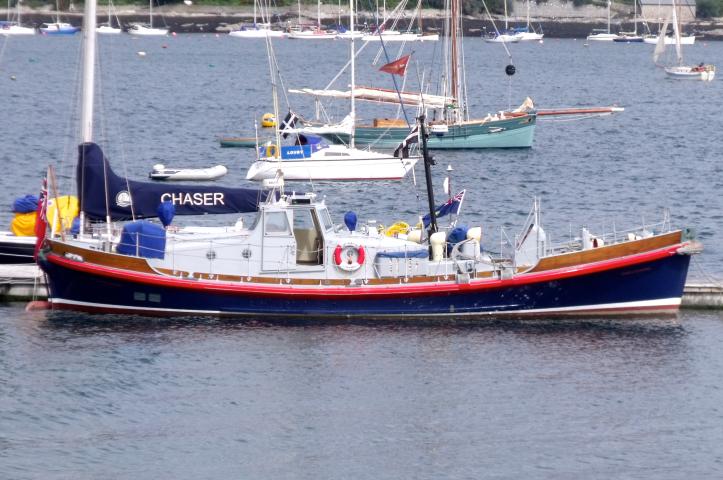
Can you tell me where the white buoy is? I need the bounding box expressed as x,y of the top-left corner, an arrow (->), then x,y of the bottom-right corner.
184,0 -> 192,4
137,51 -> 146,57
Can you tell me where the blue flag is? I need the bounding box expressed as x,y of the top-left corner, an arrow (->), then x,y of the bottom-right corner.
423,190 -> 466,228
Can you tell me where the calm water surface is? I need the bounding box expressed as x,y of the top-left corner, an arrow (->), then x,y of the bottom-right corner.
1,35 -> 723,478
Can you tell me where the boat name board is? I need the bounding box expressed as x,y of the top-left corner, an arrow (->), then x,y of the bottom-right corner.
158,192 -> 226,207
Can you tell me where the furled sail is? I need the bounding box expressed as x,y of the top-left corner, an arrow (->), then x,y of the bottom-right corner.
289,86 -> 455,110
653,12 -> 671,64
671,1 -> 683,65
77,142 -> 270,221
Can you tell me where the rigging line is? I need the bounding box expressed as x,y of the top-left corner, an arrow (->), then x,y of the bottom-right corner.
692,255 -> 722,288
323,38 -> 372,91
480,0 -> 513,61
377,36 -> 411,127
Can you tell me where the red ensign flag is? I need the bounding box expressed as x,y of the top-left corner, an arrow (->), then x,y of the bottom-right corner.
379,54 -> 411,76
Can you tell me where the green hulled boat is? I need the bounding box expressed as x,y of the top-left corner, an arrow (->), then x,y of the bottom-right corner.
218,136 -> 273,148
318,113 -> 536,149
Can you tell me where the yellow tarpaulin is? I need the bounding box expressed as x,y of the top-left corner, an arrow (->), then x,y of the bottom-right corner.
8,196 -> 79,236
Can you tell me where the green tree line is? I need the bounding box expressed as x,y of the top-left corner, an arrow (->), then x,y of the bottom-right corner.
32,0 -> 723,19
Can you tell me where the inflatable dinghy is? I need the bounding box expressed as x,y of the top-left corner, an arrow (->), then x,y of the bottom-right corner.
149,164 -> 228,181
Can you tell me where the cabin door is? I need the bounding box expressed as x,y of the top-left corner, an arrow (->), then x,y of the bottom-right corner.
261,211 -> 297,272
292,208 -> 324,265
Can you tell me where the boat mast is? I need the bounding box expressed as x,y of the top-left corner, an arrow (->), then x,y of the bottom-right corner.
349,0 -> 355,149
450,0 -> 459,122
607,0 -> 611,34
419,115 -> 437,236
672,0 -> 682,65
79,0 -> 97,236
150,0 -> 153,29
504,0 -> 508,31
633,0 -> 637,35
80,0 -> 97,143
317,0 -> 321,30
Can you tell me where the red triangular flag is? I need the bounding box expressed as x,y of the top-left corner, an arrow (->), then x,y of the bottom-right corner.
379,54 -> 411,76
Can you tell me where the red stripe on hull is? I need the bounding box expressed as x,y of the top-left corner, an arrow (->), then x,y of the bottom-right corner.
43,242 -> 687,300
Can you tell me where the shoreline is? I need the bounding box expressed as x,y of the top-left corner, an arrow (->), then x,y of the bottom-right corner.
3,5 -> 723,39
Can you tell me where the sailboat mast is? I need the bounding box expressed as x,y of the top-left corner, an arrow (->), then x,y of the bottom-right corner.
504,0 -> 508,31
150,0 -> 153,29
317,0 -> 321,30
80,0 -> 97,143
607,0 -> 611,34
633,0 -> 637,35
450,0 -> 459,113
349,0 -> 355,149
672,0 -> 682,64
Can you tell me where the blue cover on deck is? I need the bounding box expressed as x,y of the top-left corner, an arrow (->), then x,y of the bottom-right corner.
12,195 -> 39,214
376,249 -> 428,259
116,221 -> 166,259
77,143 -> 270,221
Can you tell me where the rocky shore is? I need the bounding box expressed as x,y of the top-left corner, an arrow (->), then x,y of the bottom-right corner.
4,2 -> 723,39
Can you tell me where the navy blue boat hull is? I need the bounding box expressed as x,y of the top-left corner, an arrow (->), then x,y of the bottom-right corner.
40,251 -> 691,319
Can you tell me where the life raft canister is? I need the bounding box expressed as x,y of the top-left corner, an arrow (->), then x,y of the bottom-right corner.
333,243 -> 366,272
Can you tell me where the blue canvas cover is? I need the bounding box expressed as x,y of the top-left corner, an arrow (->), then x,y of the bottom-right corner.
77,143 -> 270,221
116,221 -> 166,259
13,195 -> 39,214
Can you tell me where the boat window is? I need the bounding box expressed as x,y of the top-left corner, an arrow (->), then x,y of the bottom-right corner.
293,209 -> 315,230
264,211 -> 291,236
318,208 -> 333,231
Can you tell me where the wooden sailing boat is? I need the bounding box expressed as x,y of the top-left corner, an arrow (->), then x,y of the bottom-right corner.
295,0 -> 536,149
653,1 -> 715,81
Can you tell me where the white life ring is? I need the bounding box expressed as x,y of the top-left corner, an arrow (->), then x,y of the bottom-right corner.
333,243 -> 366,272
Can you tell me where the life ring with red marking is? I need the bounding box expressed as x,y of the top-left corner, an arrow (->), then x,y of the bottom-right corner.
333,243 -> 366,272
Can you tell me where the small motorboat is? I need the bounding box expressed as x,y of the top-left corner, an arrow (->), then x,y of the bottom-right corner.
149,164 -> 228,181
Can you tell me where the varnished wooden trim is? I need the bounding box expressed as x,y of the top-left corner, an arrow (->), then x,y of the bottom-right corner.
529,231 -> 682,273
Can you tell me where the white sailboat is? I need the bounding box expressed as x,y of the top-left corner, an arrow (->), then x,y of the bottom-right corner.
642,0 -> 695,45
587,1 -> 619,41
359,0 -> 438,42
229,0 -> 285,38
613,0 -> 644,42
0,0 -> 35,36
483,0 -> 520,43
96,0 -> 122,34
287,0 -> 336,39
246,0 -> 418,182
653,1 -> 714,81
513,0 -> 544,41
128,0 -> 168,36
